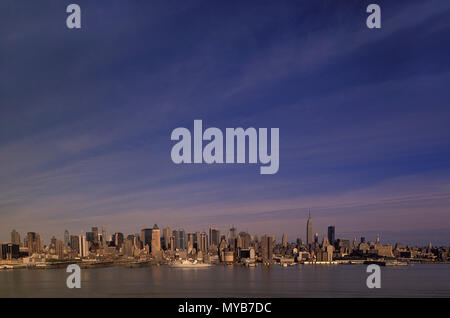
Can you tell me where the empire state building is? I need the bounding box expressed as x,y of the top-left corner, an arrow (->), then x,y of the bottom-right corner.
306,211 -> 312,246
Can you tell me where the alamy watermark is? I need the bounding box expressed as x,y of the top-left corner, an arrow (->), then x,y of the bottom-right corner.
366,264 -> 381,289
66,264 -> 81,289
170,120 -> 279,175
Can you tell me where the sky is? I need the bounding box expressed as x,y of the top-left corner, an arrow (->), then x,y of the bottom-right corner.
1,0 -> 450,246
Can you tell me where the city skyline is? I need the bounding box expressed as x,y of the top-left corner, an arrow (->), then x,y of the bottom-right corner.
1,1 -> 450,246
3,212 -> 446,248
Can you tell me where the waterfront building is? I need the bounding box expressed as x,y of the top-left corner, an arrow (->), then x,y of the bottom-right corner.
78,235 -> 89,258
306,212 -> 313,246
0,243 -> 20,259
261,234 -> 273,263
151,224 -> 161,254
26,232 -> 41,255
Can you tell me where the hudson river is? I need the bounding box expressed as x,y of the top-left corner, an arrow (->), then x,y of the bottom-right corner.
1,264 -> 449,297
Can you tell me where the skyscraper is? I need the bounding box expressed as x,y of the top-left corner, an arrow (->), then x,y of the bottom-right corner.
92,227 -> 99,244
11,229 -> 20,245
70,235 -> 79,254
141,228 -> 153,249
163,226 -> 171,250
151,224 -> 161,254
327,226 -> 335,245
261,234 -> 273,263
102,227 -> 107,247
78,235 -> 88,258
209,227 -> 220,247
178,229 -> 186,250
198,232 -> 208,252
64,230 -> 70,247
26,232 -> 41,255
306,211 -> 312,246
228,226 -> 237,246
282,233 -> 287,248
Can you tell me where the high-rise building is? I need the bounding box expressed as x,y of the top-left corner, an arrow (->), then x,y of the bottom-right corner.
26,232 -> 41,255
11,229 -> 20,245
113,232 -> 124,248
198,232 -> 208,252
78,235 -> 89,258
151,224 -> 161,254
92,227 -> 99,244
228,226 -> 237,246
261,234 -> 273,263
141,228 -> 153,249
238,232 -> 250,249
209,227 -> 220,247
327,226 -> 335,245
70,235 -> 79,254
102,227 -> 107,247
64,230 -> 70,247
55,239 -> 64,259
187,233 -> 195,253
0,243 -> 19,260
306,212 -> 313,246
178,229 -> 186,249
314,233 -> 319,244
163,227 -> 171,250
282,233 -> 287,248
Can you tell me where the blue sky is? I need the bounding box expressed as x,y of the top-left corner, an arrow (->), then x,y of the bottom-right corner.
1,0 -> 450,245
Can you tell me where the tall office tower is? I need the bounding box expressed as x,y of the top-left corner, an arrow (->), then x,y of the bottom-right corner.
228,226 -> 237,246
376,234 -> 380,244
238,232 -> 250,249
199,232 -> 208,252
102,227 -> 107,247
187,233 -> 195,253
123,238 -> 134,257
92,227 -> 99,244
151,224 -> 161,254
282,233 -> 287,248
11,229 -> 20,245
86,231 -> 94,242
209,227 -> 220,247
327,226 -> 335,245
163,227 -> 171,250
141,228 -> 153,249
78,235 -> 89,257
26,232 -> 41,255
55,239 -> 64,259
194,232 -> 200,250
178,229 -> 186,250
314,233 -> 319,244
172,230 -> 179,249
113,232 -> 124,248
70,235 -> 79,253
261,234 -> 273,263
64,230 -> 70,247
306,212 -> 313,246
